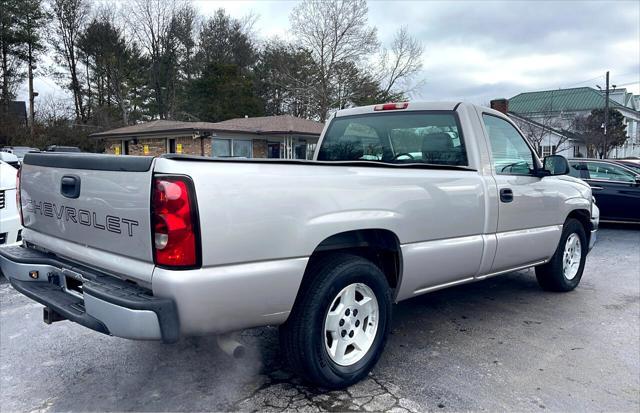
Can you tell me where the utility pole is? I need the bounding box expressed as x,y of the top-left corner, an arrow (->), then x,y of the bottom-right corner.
28,42 -> 35,138
603,70 -> 609,158
597,71 -> 616,158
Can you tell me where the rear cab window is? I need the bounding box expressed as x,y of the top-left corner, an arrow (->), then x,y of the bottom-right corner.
317,112 -> 468,166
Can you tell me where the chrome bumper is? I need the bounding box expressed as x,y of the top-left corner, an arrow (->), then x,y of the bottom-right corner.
589,227 -> 597,251
0,245 -> 178,342
589,205 -> 599,252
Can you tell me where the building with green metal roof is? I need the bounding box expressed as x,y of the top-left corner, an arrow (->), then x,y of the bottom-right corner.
508,87 -> 635,115
504,87 -> 640,158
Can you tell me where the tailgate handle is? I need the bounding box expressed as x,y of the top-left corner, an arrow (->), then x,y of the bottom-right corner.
60,175 -> 81,199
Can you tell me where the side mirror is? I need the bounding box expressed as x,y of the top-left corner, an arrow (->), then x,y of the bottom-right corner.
635,176 -> 640,186
542,155 -> 570,176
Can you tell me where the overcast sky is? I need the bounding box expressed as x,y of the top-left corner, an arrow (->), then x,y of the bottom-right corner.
19,0 -> 640,106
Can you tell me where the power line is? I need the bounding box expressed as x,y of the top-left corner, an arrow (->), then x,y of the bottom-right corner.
615,70 -> 640,78
550,70 -> 638,92
562,74 -> 605,88
615,81 -> 639,87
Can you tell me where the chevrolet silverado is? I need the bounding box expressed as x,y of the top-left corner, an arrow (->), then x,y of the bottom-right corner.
0,102 -> 599,388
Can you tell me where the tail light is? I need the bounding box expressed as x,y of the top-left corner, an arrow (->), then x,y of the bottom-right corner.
16,167 -> 23,226
374,102 -> 409,111
151,175 -> 200,268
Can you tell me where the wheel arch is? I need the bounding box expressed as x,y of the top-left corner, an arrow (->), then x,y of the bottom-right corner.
566,208 -> 591,245
301,228 -> 403,294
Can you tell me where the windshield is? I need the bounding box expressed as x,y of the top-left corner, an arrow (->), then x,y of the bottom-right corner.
317,111 -> 468,166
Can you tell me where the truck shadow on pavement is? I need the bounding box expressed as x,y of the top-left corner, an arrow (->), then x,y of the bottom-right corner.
3,227 -> 639,412
3,267 -> 589,413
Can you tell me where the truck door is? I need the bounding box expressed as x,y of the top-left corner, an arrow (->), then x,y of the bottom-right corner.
479,113 -> 564,273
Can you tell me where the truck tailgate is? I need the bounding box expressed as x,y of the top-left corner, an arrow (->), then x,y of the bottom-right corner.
19,153 -> 155,282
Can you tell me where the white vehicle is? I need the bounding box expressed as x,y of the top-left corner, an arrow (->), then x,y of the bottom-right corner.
0,102 -> 598,388
0,161 -> 22,246
0,151 -> 20,169
1,146 -> 39,162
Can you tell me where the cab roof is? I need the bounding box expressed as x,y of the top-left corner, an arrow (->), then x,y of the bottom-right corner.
334,101 -> 463,118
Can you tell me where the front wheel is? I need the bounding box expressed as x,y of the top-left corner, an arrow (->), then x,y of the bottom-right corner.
279,254 -> 392,388
535,218 -> 587,292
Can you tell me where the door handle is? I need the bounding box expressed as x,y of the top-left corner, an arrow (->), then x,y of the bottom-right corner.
590,186 -> 604,191
500,188 -> 513,203
60,175 -> 81,199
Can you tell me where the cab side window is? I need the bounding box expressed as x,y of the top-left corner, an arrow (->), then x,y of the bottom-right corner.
482,114 -> 535,175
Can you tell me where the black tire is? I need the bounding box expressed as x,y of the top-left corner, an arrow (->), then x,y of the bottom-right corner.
279,253 -> 392,389
535,218 -> 587,292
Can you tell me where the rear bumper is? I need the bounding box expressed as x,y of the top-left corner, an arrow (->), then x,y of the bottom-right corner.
589,227 -> 597,251
589,204 -> 599,252
589,220 -> 598,251
0,245 -> 179,343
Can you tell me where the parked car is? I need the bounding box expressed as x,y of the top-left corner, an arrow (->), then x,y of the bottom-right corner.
613,159 -> 640,173
0,151 -> 20,169
44,145 -> 82,152
0,102 -> 599,388
568,158 -> 640,223
0,161 -> 22,247
1,146 -> 39,162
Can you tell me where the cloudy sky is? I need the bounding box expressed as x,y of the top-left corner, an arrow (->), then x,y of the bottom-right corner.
19,0 -> 640,105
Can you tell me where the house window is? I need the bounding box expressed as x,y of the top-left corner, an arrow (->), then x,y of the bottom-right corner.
212,138 -> 252,158
294,142 -> 307,159
213,139 -> 231,156
268,142 -> 281,158
233,140 -> 252,158
538,145 -> 556,157
306,143 -> 317,159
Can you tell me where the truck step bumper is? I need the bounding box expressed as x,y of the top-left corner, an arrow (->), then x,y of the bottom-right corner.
589,216 -> 598,252
0,245 -> 179,343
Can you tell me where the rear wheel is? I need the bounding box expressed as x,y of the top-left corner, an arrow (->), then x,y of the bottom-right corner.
535,218 -> 587,292
279,254 -> 392,388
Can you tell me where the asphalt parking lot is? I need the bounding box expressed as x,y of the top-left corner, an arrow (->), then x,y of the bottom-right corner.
1,226 -> 639,412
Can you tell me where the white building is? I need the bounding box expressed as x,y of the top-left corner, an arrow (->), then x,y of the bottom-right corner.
494,87 -> 640,159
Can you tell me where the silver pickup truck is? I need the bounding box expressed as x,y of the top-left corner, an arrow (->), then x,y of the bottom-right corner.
0,102 -> 598,388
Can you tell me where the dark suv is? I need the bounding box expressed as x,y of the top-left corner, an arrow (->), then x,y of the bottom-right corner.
568,158 -> 640,223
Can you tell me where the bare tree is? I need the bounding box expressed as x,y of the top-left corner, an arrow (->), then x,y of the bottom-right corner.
36,93 -> 74,125
378,25 -> 424,97
512,110 -> 571,156
125,0 -> 183,119
290,0 -> 378,121
49,0 -> 90,121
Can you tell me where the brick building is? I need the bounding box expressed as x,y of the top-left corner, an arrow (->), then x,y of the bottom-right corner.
91,115 -> 324,159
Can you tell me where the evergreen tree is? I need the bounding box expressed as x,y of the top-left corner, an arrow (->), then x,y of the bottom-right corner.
573,109 -> 628,158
